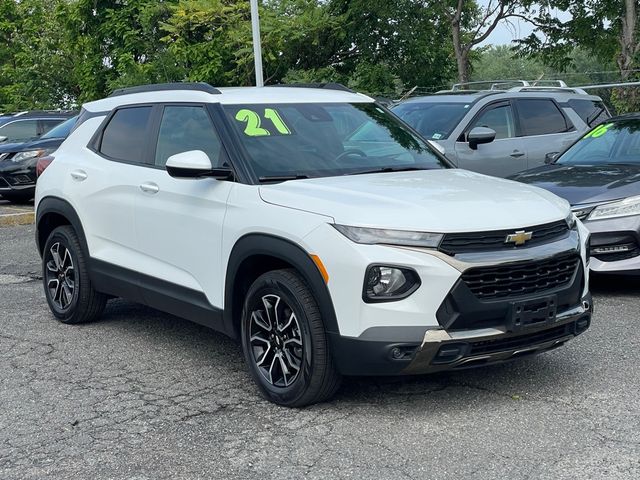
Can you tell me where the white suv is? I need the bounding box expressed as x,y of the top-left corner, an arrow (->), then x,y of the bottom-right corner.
36,83 -> 592,406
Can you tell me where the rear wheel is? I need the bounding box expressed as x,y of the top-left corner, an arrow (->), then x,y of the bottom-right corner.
42,225 -> 107,324
241,269 -> 341,407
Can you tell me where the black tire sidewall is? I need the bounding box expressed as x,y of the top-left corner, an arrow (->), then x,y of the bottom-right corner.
42,227 -> 82,320
241,273 -> 317,406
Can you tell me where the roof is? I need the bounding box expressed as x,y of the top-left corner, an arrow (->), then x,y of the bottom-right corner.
397,89 -> 603,106
83,85 -> 374,113
605,112 -> 640,123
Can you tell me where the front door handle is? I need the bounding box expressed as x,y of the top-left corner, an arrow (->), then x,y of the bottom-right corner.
70,170 -> 88,181
139,182 -> 159,194
510,151 -> 525,158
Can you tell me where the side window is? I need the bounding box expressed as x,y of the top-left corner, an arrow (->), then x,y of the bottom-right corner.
154,105 -> 223,167
99,106 -> 152,163
39,119 -> 64,136
0,119 -> 39,142
470,104 -> 516,140
516,99 -> 570,136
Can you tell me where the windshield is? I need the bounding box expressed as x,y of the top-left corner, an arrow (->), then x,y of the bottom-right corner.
558,119 -> 640,166
42,116 -> 78,139
391,101 -> 470,140
223,103 -> 448,180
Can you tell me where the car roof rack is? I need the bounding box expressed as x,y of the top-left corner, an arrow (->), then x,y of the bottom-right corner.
270,82 -> 355,93
508,86 -> 589,94
451,79 -> 576,92
108,82 -> 221,97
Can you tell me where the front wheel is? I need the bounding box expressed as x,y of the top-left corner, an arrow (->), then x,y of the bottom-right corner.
241,269 -> 341,407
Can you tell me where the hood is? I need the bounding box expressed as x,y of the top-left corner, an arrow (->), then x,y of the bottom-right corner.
0,136 -> 64,154
259,169 -> 570,233
510,164 -> 640,206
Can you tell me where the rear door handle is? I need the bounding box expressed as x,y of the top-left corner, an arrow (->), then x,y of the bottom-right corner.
139,182 -> 159,194
510,151 -> 525,158
70,170 -> 87,181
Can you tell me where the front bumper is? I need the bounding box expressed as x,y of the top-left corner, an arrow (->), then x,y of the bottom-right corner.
330,294 -> 592,376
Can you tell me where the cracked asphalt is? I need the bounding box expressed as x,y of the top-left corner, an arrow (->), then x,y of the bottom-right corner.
1,224 -> 639,479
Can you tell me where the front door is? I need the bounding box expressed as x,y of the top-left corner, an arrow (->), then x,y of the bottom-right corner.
134,104 -> 233,310
455,101 -> 528,177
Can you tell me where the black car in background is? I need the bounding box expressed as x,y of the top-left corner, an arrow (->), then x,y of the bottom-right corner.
0,110 -> 75,145
0,116 -> 77,203
511,114 -> 640,274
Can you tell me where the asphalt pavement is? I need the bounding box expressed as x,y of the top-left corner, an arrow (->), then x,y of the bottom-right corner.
1,224 -> 639,479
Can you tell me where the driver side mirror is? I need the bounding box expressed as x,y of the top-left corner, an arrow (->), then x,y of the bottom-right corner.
468,127 -> 496,150
0,136 -> 7,144
545,152 -> 560,164
166,150 -> 233,180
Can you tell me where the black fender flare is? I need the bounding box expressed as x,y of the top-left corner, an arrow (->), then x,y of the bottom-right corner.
223,233 -> 340,337
36,196 -> 89,257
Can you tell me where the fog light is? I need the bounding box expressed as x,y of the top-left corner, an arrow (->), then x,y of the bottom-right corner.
363,265 -> 421,303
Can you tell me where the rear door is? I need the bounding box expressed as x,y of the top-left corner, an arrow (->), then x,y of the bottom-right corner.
513,98 -> 580,169
71,105 -> 156,282
134,103 -> 233,309
454,100 -> 528,177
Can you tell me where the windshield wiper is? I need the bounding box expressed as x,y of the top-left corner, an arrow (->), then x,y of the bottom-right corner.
345,166 -> 430,176
258,174 -> 310,183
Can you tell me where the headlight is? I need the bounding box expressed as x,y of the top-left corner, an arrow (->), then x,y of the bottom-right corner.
12,149 -> 54,163
363,265 -> 421,302
587,195 -> 640,221
332,224 -> 443,248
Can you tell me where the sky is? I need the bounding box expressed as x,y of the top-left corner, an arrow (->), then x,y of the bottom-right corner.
477,1 -> 572,47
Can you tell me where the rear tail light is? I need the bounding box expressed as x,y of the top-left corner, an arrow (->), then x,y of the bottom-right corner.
36,155 -> 54,177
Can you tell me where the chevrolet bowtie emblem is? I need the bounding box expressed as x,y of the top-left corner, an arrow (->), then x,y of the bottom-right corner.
505,230 -> 533,246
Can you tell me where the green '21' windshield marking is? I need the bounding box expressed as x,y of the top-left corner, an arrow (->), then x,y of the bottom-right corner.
235,108 -> 292,136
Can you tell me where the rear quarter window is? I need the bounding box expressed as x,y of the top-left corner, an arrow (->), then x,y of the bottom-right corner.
568,99 -> 610,127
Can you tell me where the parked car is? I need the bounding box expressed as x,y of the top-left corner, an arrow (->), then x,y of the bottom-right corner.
36,82 -> 592,406
0,116 -> 77,203
392,85 -> 610,177
511,114 -> 640,274
0,110 -> 76,145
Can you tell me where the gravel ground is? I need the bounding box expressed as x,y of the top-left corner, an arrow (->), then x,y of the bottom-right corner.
1,224 -> 638,479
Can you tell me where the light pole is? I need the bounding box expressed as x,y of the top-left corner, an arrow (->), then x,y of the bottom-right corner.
250,0 -> 264,87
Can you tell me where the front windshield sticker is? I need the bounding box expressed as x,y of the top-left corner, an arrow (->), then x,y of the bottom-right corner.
584,122 -> 614,139
234,108 -> 292,137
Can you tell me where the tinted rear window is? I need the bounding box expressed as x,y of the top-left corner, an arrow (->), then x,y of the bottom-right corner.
100,107 -> 152,162
568,99 -> 610,127
516,99 -> 571,136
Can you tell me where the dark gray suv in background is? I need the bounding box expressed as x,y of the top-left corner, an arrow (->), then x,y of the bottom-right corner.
393,85 -> 610,177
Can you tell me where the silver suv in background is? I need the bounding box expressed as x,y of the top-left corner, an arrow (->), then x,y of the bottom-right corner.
392,85 -> 610,177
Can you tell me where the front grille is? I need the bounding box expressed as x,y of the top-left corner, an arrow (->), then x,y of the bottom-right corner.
462,253 -> 580,300
439,220 -> 569,255
469,323 -> 574,356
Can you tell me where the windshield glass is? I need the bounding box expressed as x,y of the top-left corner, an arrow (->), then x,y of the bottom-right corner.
42,116 -> 78,139
558,119 -> 640,166
223,103 -> 448,180
392,101 -> 470,140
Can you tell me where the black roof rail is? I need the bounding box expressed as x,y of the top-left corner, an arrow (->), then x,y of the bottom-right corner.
270,82 -> 355,93
108,82 -> 221,97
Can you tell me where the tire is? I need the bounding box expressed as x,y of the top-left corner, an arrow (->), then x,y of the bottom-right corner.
241,269 -> 341,407
42,225 -> 107,324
